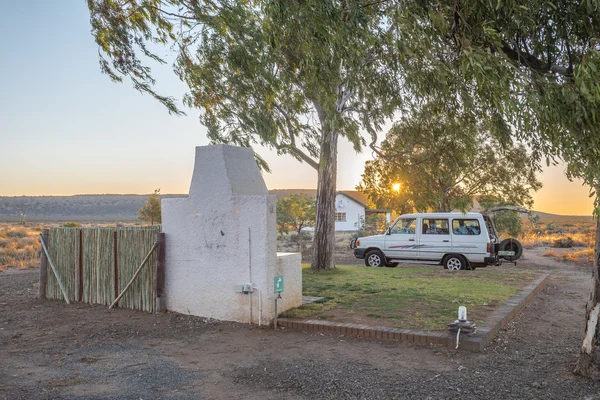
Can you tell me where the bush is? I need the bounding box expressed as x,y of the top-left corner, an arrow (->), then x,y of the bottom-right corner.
288,232 -> 312,244
553,237 -> 574,248
62,222 -> 80,228
4,229 -> 27,238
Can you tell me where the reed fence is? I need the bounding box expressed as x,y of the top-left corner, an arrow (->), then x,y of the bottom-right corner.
40,226 -> 164,313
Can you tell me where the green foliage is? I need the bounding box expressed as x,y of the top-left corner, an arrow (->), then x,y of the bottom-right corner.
359,105 -> 542,213
87,0 -> 416,270
528,214 -> 541,231
402,1 -> 600,213
276,194 -> 316,235
138,189 -> 162,225
62,222 -> 80,228
490,212 -> 523,238
479,197 -> 524,238
88,0 -> 600,270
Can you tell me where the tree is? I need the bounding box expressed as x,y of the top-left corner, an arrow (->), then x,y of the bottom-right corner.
478,196 -> 524,238
355,213 -> 388,237
87,0 -> 408,270
358,105 -> 542,214
138,189 -> 162,225
382,1 -> 600,377
276,194 -> 316,252
88,0 -> 600,372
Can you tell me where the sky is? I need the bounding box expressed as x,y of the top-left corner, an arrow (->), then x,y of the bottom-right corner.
0,1 -> 594,215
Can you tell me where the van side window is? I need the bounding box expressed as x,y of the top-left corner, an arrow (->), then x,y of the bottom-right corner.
422,219 -> 449,234
452,219 -> 481,235
390,218 -> 416,234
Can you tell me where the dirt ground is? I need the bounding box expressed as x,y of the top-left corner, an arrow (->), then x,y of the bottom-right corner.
2,248 -> 600,399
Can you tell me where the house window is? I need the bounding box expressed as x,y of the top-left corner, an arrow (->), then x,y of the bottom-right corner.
335,212 -> 347,222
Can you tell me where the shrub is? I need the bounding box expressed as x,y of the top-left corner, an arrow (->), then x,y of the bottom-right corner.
553,237 -> 574,248
62,222 -> 80,228
4,228 -> 28,238
543,249 -> 560,258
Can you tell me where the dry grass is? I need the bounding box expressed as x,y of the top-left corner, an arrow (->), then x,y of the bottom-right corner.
543,248 -> 595,264
0,221 -> 152,272
520,230 -> 595,249
0,224 -> 44,271
523,215 -> 596,265
520,216 -> 595,247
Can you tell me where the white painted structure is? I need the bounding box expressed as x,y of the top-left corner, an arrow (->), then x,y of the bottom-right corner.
334,192 -> 391,231
161,145 -> 302,324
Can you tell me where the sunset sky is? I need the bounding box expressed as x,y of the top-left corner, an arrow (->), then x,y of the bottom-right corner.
0,1 -> 594,215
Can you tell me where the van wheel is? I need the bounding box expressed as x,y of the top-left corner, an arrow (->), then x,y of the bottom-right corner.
444,255 -> 467,271
365,250 -> 385,267
499,238 -> 523,261
386,262 -> 399,268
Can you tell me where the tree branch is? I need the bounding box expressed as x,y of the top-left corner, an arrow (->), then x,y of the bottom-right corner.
273,103 -> 319,170
501,41 -> 571,77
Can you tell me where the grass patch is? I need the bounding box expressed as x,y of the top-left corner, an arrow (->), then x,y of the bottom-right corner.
281,265 -> 535,331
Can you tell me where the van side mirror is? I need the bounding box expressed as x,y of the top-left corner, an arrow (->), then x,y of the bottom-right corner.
386,227 -> 391,235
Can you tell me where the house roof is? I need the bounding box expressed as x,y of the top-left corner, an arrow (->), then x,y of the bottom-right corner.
269,189 -> 391,213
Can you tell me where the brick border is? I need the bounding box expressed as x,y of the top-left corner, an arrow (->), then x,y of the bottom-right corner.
277,274 -> 550,352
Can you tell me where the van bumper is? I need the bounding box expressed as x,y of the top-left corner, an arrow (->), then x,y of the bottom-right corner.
484,256 -> 497,265
354,248 -> 366,259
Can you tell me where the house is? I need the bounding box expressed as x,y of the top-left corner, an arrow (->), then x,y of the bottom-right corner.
269,189 -> 391,232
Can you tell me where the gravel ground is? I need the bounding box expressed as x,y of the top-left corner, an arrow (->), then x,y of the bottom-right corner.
1,249 -> 600,399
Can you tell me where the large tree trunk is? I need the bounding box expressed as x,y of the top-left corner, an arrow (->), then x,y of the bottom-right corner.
574,216 -> 600,378
311,130 -> 339,271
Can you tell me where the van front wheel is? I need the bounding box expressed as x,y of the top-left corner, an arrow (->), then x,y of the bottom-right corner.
365,250 -> 385,267
444,255 -> 467,271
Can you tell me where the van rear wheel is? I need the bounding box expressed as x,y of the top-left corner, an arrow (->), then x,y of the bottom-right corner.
444,255 -> 467,271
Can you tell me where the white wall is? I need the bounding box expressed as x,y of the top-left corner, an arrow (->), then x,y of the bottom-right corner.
162,145 -> 301,324
334,194 -> 365,231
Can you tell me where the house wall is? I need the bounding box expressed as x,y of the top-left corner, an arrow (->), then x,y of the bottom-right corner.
334,194 -> 365,231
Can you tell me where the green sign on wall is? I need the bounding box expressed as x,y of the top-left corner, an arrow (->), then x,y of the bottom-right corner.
274,276 -> 284,293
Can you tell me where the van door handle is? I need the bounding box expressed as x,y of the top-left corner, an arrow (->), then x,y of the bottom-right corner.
409,238 -> 415,241
443,240 -> 450,242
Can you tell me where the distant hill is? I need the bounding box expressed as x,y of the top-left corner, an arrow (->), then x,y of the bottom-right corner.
528,211 -> 594,223
0,193 -> 592,222
0,194 -> 185,222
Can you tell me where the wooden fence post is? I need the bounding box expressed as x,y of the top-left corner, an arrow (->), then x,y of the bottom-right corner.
78,229 -> 83,302
113,230 -> 118,303
39,229 -> 49,299
155,232 -> 166,313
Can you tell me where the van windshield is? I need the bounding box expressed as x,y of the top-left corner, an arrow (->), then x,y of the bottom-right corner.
390,218 -> 416,234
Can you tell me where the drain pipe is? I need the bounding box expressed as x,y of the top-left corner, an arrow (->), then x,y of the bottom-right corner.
248,228 -> 253,324
252,285 -> 263,326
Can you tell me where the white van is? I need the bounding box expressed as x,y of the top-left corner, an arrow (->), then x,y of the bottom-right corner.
352,212 -> 522,270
